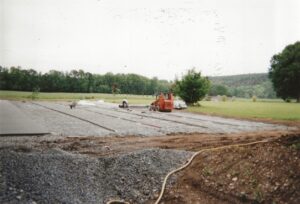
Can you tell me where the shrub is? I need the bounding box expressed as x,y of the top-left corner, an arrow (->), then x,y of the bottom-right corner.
174,68 -> 210,104
221,95 -> 227,102
205,95 -> 212,101
29,87 -> 40,100
285,98 -> 291,103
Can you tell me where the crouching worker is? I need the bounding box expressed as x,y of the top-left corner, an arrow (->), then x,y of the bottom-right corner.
70,101 -> 77,109
119,99 -> 128,108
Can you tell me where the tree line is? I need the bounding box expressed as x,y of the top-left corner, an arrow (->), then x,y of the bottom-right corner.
0,66 -> 171,95
209,41 -> 300,102
208,81 -> 276,99
209,74 -> 277,98
2,39 -> 298,103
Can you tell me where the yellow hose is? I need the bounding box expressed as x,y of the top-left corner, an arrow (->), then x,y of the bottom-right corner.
106,138 -> 274,204
154,139 -> 272,204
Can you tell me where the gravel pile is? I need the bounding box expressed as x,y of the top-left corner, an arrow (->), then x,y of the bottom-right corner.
0,147 -> 192,204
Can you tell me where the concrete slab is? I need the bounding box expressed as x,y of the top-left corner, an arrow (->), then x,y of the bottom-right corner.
0,100 -> 49,136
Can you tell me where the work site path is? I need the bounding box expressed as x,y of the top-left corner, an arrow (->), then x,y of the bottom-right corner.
34,102 -> 162,136
81,106 -> 209,134
13,101 -> 112,136
7,100 -> 293,137
93,103 -> 290,133
0,100 -> 49,136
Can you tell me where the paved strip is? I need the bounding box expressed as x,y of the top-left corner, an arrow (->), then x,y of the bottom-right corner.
31,102 -> 116,132
93,103 -> 290,133
0,100 -> 49,136
34,102 -> 163,136
14,102 -> 112,137
112,108 -> 209,129
82,105 -> 207,134
78,107 -> 162,129
83,105 -> 207,131
169,113 -> 242,127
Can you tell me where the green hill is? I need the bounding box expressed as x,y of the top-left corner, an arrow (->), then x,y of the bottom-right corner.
209,73 -> 276,98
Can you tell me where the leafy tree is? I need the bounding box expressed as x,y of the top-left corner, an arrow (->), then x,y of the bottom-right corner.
0,66 -> 10,89
111,83 -> 120,95
209,84 -> 228,96
174,69 -> 210,104
262,81 -> 276,98
269,41 -> 300,102
41,70 -> 66,92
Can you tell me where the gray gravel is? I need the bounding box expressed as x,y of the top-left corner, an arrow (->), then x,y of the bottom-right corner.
13,101 -> 112,137
0,147 -> 192,204
7,100 -> 292,137
0,101 -> 48,136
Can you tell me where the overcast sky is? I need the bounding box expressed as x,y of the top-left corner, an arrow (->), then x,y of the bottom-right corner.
1,0 -> 299,80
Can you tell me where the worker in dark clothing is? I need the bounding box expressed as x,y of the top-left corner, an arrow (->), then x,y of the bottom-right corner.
119,99 -> 128,108
70,101 -> 77,109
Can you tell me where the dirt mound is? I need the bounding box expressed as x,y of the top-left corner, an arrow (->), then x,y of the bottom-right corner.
35,130 -> 290,157
0,148 -> 192,204
1,129 -> 299,203
158,134 -> 300,204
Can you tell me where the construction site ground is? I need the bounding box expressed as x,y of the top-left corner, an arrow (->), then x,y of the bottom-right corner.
0,100 -> 299,204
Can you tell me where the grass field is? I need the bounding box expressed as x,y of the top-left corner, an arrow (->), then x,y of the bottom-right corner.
188,101 -> 300,121
1,90 -> 299,121
0,90 -> 155,104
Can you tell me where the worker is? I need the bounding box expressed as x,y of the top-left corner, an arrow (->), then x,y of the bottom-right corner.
149,102 -> 156,111
119,99 -> 128,108
69,101 -> 77,109
123,99 -> 128,108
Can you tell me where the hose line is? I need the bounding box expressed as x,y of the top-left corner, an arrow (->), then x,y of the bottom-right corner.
154,139 -> 272,204
106,138 -> 274,204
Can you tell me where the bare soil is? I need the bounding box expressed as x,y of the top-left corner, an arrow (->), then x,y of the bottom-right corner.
152,133 -> 300,204
36,130 -> 293,157
25,130 -> 299,203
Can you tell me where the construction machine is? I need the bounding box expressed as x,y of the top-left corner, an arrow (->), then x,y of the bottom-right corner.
150,93 -> 174,112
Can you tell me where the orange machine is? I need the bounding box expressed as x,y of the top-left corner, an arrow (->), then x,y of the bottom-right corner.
150,93 -> 174,112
